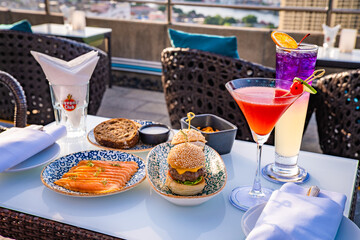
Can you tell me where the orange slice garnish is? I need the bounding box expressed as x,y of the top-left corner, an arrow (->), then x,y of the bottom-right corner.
271,31 -> 298,49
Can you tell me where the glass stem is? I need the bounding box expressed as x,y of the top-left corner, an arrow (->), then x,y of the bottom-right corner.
250,142 -> 264,197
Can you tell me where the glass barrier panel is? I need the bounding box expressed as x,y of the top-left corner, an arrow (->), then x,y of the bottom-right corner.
130,3 -> 166,22
172,5 -> 278,29
278,11 -> 326,31
1,0 -> 45,12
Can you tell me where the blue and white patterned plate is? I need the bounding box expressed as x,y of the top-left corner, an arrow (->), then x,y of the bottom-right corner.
41,150 -> 146,197
146,142 -> 227,206
87,119 -> 173,152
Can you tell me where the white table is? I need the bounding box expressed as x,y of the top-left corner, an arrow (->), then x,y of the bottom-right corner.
317,47 -> 360,69
0,115 -> 358,239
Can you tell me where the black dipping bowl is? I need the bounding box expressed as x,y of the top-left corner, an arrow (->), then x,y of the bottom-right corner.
180,114 -> 237,155
139,123 -> 170,145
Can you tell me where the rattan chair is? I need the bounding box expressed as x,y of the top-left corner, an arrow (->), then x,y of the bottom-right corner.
0,208 -> 122,240
161,47 -> 316,144
161,47 -> 276,143
0,30 -> 109,125
313,69 -> 360,220
0,71 -> 27,127
314,69 -> 360,159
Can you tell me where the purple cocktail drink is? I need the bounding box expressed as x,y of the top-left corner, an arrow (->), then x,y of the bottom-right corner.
262,43 -> 318,183
276,44 -> 318,81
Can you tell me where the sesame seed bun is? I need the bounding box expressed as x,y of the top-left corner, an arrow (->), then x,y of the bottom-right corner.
171,129 -> 206,146
167,143 -> 205,169
165,173 -> 206,195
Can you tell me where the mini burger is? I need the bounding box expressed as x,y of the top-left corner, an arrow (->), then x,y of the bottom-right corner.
171,129 -> 206,149
166,142 -> 206,195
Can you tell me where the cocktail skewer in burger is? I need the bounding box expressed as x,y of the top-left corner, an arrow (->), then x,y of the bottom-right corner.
171,113 -> 206,149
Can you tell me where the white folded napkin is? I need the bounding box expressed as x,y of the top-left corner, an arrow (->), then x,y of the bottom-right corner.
31,50 -> 99,129
247,183 -> 346,240
31,50 -> 99,85
0,125 -> 66,172
60,5 -> 75,25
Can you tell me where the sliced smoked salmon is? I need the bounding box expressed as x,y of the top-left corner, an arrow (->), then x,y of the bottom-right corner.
54,160 -> 139,193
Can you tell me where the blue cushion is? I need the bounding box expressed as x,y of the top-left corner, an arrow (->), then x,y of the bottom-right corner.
0,20 -> 32,33
168,28 -> 239,59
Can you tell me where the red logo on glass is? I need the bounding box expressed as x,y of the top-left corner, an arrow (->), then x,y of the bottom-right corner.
62,94 -> 77,111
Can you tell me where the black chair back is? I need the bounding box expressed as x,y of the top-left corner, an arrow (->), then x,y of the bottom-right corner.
0,71 -> 26,127
313,69 -> 360,220
162,47 -> 278,143
0,30 -> 109,125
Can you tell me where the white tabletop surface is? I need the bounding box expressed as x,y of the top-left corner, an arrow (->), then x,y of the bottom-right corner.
317,47 -> 360,66
32,23 -> 112,39
0,115 -> 358,240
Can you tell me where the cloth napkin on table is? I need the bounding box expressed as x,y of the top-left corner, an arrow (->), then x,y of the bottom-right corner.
30,50 -> 99,85
31,50 -> 99,128
247,182 -> 346,240
0,125 -> 66,172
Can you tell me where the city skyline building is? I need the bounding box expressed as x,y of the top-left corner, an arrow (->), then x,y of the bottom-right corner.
279,0 -> 360,31
331,0 -> 360,29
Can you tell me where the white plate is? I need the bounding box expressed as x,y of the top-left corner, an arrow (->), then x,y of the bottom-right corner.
87,119 -> 173,153
146,142 -> 227,206
41,150 -> 146,197
241,202 -> 360,239
6,143 -> 60,172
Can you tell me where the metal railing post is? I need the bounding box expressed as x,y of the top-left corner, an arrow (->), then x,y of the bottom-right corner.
167,0 -> 172,25
44,0 -> 50,15
326,0 -> 333,26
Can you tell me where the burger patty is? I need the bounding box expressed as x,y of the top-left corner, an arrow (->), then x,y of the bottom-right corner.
168,164 -> 205,182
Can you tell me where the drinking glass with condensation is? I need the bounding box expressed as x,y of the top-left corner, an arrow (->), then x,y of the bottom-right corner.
31,50 -> 99,138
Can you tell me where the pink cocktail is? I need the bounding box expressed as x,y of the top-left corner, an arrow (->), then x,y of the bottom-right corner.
233,87 -> 296,135
226,78 -> 303,211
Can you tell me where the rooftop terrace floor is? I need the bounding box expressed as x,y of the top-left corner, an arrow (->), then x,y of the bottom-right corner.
97,86 -> 360,227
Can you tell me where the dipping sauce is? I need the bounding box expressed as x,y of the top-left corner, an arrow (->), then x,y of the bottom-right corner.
139,124 -> 170,145
140,126 -> 169,135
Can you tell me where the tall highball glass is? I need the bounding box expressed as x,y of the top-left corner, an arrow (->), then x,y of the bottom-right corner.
262,43 -> 318,183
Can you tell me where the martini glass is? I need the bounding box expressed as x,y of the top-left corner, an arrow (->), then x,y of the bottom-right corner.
225,78 -> 303,211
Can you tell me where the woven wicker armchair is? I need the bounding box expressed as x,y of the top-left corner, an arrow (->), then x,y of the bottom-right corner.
161,48 -> 320,145
0,208 -> 122,240
0,71 -> 27,127
161,48 -> 318,144
313,69 -> 360,220
314,69 -> 360,160
0,30 -> 109,125
161,47 -> 276,143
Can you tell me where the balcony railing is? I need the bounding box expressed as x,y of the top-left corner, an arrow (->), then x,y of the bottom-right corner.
39,0 -> 360,27
2,0 -> 360,29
